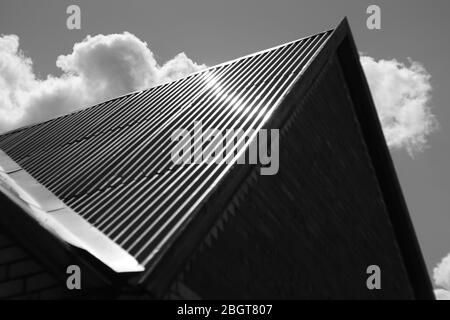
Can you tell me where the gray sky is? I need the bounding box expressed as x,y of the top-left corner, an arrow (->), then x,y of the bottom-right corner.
1,0 -> 449,288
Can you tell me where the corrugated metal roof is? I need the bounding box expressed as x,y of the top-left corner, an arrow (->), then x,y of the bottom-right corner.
0,30 -> 332,271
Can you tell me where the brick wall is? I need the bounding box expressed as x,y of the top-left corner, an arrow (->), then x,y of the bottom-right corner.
0,229 -> 67,300
177,57 -> 415,299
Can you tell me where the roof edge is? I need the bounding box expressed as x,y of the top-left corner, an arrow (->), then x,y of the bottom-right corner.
0,150 -> 144,274
335,18 -> 434,299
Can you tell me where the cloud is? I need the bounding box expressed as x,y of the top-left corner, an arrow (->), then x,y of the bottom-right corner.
0,32 -> 205,132
360,56 -> 437,156
433,252 -> 450,300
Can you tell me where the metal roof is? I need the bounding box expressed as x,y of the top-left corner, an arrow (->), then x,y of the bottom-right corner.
0,30 -> 332,272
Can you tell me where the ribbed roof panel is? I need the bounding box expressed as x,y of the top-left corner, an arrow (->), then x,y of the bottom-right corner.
0,30 -> 332,269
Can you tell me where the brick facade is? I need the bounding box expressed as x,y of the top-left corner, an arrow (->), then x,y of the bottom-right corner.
0,230 -> 66,299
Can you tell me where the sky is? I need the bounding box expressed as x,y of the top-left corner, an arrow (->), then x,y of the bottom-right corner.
0,0 -> 449,298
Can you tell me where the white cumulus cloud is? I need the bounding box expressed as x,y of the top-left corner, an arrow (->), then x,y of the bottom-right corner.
0,32 -> 205,132
434,253 -> 450,300
361,56 -> 437,155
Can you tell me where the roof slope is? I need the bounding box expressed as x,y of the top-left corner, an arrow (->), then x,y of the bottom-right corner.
0,30 -> 332,272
